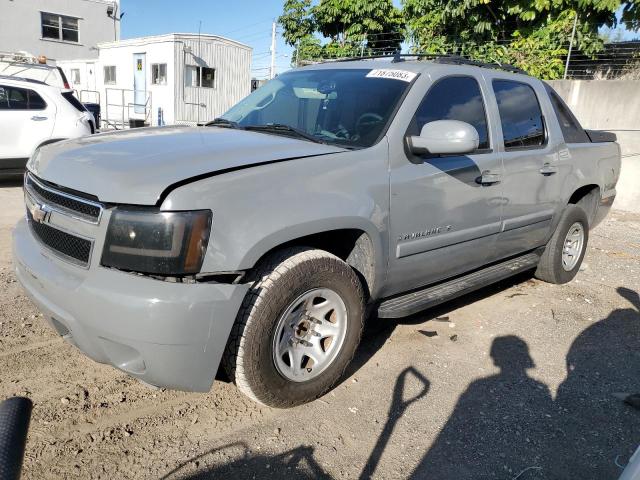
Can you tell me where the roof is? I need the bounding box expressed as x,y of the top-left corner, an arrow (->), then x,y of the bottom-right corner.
0,75 -> 48,86
299,55 -> 531,78
97,33 -> 251,51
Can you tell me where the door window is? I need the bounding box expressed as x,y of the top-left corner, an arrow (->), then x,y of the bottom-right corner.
545,87 -> 590,143
409,76 -> 490,150
493,80 -> 545,149
104,66 -> 116,85
70,69 -> 81,84
0,86 -> 46,110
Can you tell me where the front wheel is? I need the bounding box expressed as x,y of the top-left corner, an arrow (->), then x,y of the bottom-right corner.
535,205 -> 589,284
222,247 -> 365,408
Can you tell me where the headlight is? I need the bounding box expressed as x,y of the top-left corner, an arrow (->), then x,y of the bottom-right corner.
101,209 -> 212,275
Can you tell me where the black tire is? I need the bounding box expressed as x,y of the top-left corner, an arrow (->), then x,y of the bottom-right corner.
535,205 -> 589,284
222,247 -> 365,408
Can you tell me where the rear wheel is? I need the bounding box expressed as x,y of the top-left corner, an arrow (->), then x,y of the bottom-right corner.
222,247 -> 365,408
535,205 -> 589,284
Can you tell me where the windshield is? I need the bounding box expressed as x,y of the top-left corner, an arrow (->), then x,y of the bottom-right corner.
218,68 -> 414,148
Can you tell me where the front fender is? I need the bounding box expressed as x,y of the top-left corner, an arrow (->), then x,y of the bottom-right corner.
162,142 -> 391,296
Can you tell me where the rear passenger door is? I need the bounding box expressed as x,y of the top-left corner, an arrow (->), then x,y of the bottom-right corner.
387,74 -> 504,295
489,77 -> 565,260
0,85 -> 55,164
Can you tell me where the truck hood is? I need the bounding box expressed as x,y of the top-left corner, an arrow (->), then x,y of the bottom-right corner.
28,126 -> 346,205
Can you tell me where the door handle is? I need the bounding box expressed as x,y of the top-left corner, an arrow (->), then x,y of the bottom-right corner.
539,163 -> 558,176
476,170 -> 502,186
30,116 -> 48,121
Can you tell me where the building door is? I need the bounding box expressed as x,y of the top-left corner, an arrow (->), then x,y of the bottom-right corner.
86,63 -> 96,92
133,53 -> 146,115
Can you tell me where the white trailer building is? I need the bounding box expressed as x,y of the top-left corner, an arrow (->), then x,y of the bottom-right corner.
58,33 -> 252,128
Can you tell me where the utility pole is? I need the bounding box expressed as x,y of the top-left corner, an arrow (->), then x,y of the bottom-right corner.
270,21 -> 277,79
564,11 -> 579,80
360,33 -> 367,57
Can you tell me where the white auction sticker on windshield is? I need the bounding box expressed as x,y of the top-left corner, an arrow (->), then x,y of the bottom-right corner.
366,69 -> 417,82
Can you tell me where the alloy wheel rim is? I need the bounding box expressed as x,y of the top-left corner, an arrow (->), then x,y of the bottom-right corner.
562,222 -> 585,271
272,288 -> 348,383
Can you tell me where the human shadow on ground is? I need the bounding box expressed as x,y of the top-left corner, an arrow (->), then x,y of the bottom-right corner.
547,287 -> 640,478
169,284 -> 640,479
411,335 -> 552,479
412,286 -> 640,479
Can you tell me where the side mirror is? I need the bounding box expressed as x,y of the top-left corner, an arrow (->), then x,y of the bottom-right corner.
409,120 -> 479,155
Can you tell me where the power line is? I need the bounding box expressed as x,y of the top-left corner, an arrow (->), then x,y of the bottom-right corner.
220,18 -> 273,37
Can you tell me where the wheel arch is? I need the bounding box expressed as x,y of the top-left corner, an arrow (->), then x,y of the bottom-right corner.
567,184 -> 600,226
239,221 -> 384,301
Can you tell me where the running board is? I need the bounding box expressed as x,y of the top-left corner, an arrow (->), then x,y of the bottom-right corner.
377,252 -> 541,319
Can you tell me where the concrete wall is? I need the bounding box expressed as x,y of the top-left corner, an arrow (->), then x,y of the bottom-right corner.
548,80 -> 640,212
0,0 -> 120,62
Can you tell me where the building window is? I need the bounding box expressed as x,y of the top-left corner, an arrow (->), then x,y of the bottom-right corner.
151,64 -> 167,85
201,67 -> 215,88
104,66 -> 116,85
41,12 -> 79,43
185,65 -> 215,88
70,69 -> 81,84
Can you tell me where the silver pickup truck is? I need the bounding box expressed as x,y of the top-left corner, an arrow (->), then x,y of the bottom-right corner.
13,58 -> 620,408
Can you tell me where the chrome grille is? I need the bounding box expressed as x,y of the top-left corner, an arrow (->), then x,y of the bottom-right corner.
25,173 -> 102,223
26,209 -> 92,267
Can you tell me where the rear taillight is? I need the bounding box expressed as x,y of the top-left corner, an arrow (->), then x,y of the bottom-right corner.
63,81 -> 70,89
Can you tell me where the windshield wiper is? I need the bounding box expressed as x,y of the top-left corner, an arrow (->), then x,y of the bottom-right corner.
244,123 -> 325,144
205,118 -> 243,129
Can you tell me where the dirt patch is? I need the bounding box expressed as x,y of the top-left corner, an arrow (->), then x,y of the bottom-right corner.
1,184 -> 638,479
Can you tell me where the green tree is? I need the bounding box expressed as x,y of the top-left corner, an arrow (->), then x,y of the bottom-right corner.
279,0 -> 404,64
402,0 -> 640,78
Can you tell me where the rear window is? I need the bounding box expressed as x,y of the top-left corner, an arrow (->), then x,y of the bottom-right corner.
62,91 -> 87,112
492,80 -> 545,149
545,86 -> 590,143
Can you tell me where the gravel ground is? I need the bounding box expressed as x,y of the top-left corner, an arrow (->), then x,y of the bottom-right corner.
1,179 -> 639,479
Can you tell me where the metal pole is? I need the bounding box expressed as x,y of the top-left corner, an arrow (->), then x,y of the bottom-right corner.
564,11 -> 578,80
270,21 -> 277,79
360,34 -> 366,57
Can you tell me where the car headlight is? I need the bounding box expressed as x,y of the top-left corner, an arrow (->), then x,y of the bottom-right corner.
101,209 -> 212,275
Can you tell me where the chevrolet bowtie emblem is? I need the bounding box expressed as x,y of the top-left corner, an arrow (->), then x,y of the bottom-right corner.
29,202 -> 50,224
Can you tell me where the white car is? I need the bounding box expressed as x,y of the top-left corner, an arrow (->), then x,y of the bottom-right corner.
0,76 -> 94,176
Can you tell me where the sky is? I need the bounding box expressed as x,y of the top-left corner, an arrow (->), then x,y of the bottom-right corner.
120,0 -> 638,79
120,1 -> 295,79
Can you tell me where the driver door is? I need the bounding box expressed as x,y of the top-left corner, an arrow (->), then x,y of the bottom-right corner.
386,74 -> 504,296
